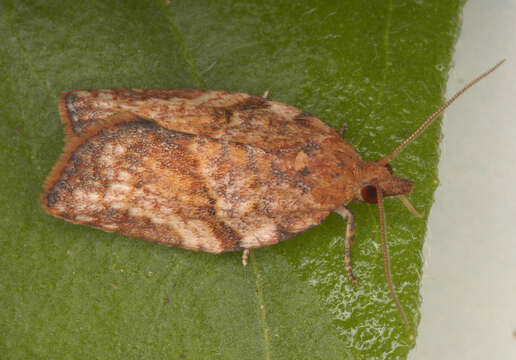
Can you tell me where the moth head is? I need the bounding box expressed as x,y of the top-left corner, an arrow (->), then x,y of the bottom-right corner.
358,163 -> 414,204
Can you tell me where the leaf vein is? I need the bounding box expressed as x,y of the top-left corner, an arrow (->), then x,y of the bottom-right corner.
251,252 -> 271,360
159,0 -> 207,89
355,0 -> 393,148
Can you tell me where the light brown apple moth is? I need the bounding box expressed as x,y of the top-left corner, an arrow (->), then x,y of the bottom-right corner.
41,60 -> 504,330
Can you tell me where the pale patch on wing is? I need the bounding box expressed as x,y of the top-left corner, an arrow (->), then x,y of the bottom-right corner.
99,154 -> 114,167
172,219 -> 223,252
75,215 -> 95,222
127,207 -> 143,217
119,187 -> 225,252
114,144 -> 125,155
117,170 -> 132,182
187,91 -> 225,106
104,183 -> 132,210
267,101 -> 302,121
97,91 -> 115,101
99,143 -> 116,166
73,189 -> 104,213
103,224 -> 119,231
238,221 -> 278,248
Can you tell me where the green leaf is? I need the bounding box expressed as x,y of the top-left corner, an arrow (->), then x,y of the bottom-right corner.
0,0 -> 464,358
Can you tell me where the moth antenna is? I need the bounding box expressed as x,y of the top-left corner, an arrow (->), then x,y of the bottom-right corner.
376,186 -> 410,331
379,59 -> 506,165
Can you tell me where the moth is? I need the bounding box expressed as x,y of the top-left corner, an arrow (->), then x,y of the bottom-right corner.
41,60 -> 504,329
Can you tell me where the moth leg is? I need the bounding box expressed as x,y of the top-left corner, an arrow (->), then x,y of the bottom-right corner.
339,123 -> 348,136
334,206 -> 358,284
262,90 -> 270,99
242,248 -> 250,266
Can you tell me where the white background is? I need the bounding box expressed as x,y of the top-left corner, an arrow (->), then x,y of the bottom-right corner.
411,1 -> 516,359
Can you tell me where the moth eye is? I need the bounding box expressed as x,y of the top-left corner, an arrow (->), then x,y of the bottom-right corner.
361,185 -> 378,203
385,164 -> 393,174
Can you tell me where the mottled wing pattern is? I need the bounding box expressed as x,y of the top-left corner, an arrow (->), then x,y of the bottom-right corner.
59,89 -> 348,154
42,116 -> 333,253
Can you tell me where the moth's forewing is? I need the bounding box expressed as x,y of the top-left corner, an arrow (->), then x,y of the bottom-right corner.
44,90 -> 362,252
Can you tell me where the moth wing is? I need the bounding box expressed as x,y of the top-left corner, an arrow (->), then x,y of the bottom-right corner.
42,115 -> 332,253
59,89 -> 346,154
59,89 -> 207,139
